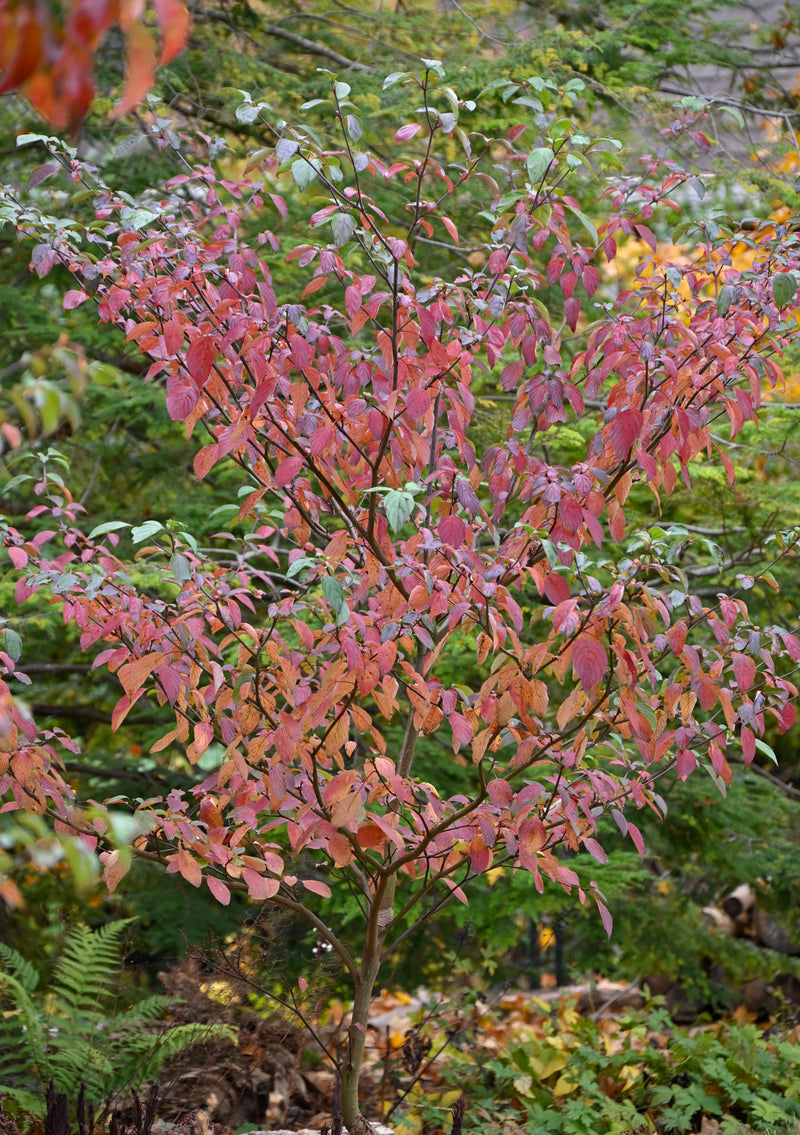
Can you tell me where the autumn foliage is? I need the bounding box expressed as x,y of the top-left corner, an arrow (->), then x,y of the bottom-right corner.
2,70 -> 800,1120
0,0 -> 189,129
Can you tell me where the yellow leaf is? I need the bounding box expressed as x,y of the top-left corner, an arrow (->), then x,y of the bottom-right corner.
553,1074 -> 579,1097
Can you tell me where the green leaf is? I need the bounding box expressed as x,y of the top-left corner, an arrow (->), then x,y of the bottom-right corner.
720,105 -> 745,130
321,575 -> 345,612
565,205 -> 597,246
383,72 -> 410,90
384,488 -> 415,533
333,81 -> 351,101
88,521 -> 131,539
292,158 -> 320,191
131,520 -> 164,544
235,103 -> 259,123
286,556 -> 315,579
170,553 -> 192,583
331,213 -> 357,247
754,737 -> 778,764
526,147 -> 555,185
3,628 -> 22,662
773,271 -> 797,307
717,284 -> 736,315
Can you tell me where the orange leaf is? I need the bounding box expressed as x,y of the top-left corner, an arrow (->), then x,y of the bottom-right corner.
117,651 -> 167,697
151,0 -> 191,62
112,20 -> 157,119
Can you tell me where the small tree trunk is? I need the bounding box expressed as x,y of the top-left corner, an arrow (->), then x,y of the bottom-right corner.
340,877 -> 397,1127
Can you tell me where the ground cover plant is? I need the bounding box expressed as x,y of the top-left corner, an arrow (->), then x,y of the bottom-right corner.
4,50 -> 800,1127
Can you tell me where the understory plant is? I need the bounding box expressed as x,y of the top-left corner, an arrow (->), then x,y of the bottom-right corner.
0,920 -> 237,1119
426,999 -> 800,1135
2,67 -> 800,1124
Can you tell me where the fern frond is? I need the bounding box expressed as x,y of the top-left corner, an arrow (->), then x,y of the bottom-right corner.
0,971 -> 47,1084
0,1085 -> 45,1119
113,995 -> 174,1027
51,920 -> 132,1017
113,1022 -> 238,1090
0,942 -> 40,992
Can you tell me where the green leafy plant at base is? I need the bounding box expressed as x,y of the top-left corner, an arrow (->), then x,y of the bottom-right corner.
416,998 -> 800,1135
0,919 -> 237,1120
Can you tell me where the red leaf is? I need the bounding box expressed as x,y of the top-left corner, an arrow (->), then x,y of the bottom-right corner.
552,598 -> 580,635
406,387 -> 431,422
111,689 -> 145,732
112,20 -> 157,119
7,547 -> 27,570
610,408 -> 643,459
572,636 -> 607,691
635,223 -> 657,252
441,216 -> 459,244
438,514 -> 466,548
732,652 -> 755,691
741,725 -> 756,765
595,897 -> 613,937
166,377 -> 198,421
194,444 -> 219,480
275,455 -> 303,488
676,749 -> 696,780
186,335 -> 217,384
176,848 -> 202,887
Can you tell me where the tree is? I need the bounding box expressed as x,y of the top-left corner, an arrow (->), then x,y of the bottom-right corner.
2,68 -> 800,1124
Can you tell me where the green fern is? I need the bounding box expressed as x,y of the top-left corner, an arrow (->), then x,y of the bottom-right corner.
0,921 -> 237,1118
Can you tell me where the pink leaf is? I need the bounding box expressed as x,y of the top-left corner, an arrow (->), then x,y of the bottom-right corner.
395,123 -> 422,142
582,837 -> 607,864
63,289 -> 88,310
595,897 -> 613,937
675,749 -> 696,780
207,876 -> 231,905
302,879 -> 332,898
572,636 -> 607,691
732,652 -> 755,692
7,547 -> 27,570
